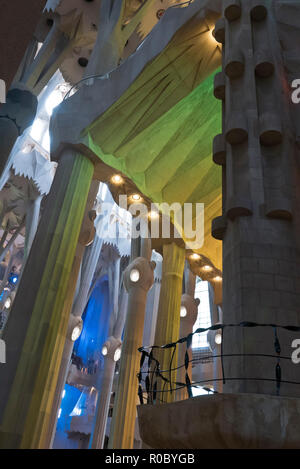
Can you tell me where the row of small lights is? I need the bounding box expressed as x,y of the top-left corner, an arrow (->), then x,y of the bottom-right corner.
111,174 -> 223,283
111,174 -> 159,220
189,253 -> 222,282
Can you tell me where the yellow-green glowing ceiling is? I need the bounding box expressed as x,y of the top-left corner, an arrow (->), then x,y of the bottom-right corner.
86,73 -> 222,270
83,12 -> 223,270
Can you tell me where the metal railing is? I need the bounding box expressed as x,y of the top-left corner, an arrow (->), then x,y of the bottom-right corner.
137,322 -> 300,405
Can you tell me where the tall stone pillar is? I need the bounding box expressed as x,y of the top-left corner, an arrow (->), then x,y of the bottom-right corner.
212,0 -> 300,396
44,182 -> 100,449
108,256 -> 155,449
91,336 -> 122,449
176,294 -> 199,402
24,195 -> 43,261
90,286 -> 128,449
153,242 -> 186,403
0,148 -> 94,448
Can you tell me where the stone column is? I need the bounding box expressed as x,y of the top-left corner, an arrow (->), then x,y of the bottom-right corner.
44,182 -> 100,449
212,1 -> 300,396
90,286 -> 128,449
207,323 -> 223,393
176,294 -> 199,402
23,195 -> 43,261
90,336 -> 122,449
108,256 -> 155,449
0,148 -> 94,448
153,242 -> 186,403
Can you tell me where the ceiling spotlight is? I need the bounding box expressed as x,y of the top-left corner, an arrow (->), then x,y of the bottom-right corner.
4,298 -> 11,309
130,268 -> 140,283
102,345 -> 108,356
190,253 -> 200,261
131,194 -> 141,202
214,276 -> 222,282
203,265 -> 213,271
180,306 -> 187,318
71,321 -> 83,342
148,210 -> 159,220
215,333 -> 222,345
111,174 -> 123,185
114,347 -> 122,362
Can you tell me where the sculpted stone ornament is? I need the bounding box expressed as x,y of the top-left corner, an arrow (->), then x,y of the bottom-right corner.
108,254 -> 156,449
176,293 -> 200,401
78,208 -> 96,246
123,257 -> 156,293
180,293 -> 199,330
102,336 -> 122,362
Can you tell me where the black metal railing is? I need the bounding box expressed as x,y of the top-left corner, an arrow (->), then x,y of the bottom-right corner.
137,322 -> 300,405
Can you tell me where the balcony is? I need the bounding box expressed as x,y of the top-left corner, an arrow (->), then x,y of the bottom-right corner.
138,392 -> 300,449
137,322 -> 300,449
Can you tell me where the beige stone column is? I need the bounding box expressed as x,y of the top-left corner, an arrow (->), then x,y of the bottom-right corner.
108,256 -> 155,449
176,294 -> 199,401
153,242 -> 186,403
91,336 -> 122,449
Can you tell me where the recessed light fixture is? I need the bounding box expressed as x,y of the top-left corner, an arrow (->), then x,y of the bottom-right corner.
215,333 -> 222,345
131,194 -> 141,202
148,210 -> 159,220
203,265 -> 213,272
4,298 -> 11,309
114,347 -> 122,362
71,324 -> 82,342
180,306 -> 187,318
214,276 -> 222,282
102,345 -> 108,356
130,268 -> 140,283
190,253 -> 200,261
111,174 -> 123,185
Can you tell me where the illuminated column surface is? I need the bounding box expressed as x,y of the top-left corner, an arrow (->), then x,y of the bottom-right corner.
176,294 -> 199,402
153,242 -> 186,403
45,181 -> 100,449
108,256 -> 155,449
91,336 -> 122,449
0,148 -> 94,448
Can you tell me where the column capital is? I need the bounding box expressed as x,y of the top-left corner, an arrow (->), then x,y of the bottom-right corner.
102,336 -> 122,361
124,257 -> 156,293
180,293 -> 199,329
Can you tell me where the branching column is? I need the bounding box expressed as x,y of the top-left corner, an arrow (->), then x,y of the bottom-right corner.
90,286 -> 128,449
176,294 -> 199,402
0,148 -> 94,448
108,256 -> 155,449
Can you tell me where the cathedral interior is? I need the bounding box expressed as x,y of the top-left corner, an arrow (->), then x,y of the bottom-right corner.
0,0 -> 300,450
